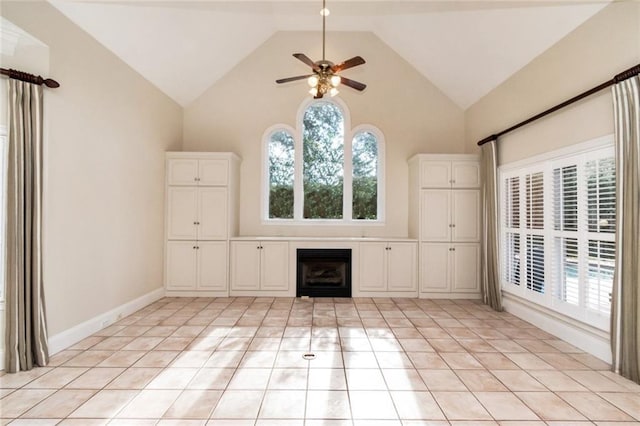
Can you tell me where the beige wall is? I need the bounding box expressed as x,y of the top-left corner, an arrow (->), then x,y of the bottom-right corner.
465,1 -> 640,164
1,2 -> 183,336
184,31 -> 465,237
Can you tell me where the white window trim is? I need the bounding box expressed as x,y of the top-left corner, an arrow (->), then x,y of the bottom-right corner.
498,134 -> 615,332
262,98 -> 385,225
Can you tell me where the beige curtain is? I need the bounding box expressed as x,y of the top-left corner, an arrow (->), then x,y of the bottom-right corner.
4,79 -> 49,373
611,75 -> 640,384
481,139 -> 503,311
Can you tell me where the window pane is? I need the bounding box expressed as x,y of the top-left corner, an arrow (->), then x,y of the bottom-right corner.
268,130 -> 295,218
352,131 -> 378,220
504,232 -> 521,286
526,234 -> 544,294
586,240 -> 615,314
553,165 -> 578,231
526,172 -> 544,229
302,102 -> 344,219
554,237 -> 579,305
587,157 -> 616,233
504,176 -> 520,228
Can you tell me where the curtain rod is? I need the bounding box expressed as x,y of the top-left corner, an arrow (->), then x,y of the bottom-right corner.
0,67 -> 60,88
477,63 -> 640,146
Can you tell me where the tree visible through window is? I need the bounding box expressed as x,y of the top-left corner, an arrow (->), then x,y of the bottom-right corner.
264,99 -> 384,222
303,102 -> 344,219
352,131 -> 378,220
268,130 -> 295,218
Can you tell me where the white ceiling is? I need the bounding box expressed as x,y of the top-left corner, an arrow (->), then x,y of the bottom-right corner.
49,0 -> 609,109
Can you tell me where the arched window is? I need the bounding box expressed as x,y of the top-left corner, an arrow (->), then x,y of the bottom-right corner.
267,129 -> 295,219
352,131 -> 379,220
263,99 -> 384,223
303,102 -> 344,219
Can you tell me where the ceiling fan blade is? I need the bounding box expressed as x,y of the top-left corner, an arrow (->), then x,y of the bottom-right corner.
276,74 -> 314,84
331,56 -> 365,72
293,53 -> 320,71
340,77 -> 366,91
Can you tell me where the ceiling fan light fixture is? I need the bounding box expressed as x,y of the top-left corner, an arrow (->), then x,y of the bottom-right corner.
307,75 -> 319,87
275,0 -> 366,98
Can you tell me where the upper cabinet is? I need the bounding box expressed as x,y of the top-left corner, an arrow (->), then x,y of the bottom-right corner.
167,186 -> 228,240
418,157 -> 480,189
168,158 -> 229,186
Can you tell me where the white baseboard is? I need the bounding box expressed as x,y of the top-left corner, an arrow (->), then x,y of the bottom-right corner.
354,291 -> 419,298
48,287 -> 165,355
165,290 -> 228,297
503,293 -> 611,363
419,292 -> 482,299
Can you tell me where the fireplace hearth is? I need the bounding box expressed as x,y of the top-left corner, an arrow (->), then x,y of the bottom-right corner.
296,249 -> 352,297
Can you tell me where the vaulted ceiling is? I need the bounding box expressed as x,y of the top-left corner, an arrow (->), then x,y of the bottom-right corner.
50,0 -> 609,109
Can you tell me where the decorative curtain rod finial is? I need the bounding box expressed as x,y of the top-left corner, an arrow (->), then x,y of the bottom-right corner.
0,68 -> 60,88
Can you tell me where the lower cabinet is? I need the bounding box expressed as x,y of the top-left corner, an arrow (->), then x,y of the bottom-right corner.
359,242 -> 417,293
166,240 -> 227,291
230,241 -> 289,292
420,243 -> 479,293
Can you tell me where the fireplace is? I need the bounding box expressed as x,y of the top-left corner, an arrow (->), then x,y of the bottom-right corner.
296,249 -> 352,297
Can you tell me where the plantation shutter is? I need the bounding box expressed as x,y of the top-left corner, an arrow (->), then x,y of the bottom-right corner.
525,172 -> 544,294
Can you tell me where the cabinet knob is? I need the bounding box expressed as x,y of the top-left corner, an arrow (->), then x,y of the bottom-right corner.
451,224 -> 456,228
193,246 -> 197,249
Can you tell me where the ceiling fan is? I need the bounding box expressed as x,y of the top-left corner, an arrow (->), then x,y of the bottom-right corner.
275,0 -> 366,99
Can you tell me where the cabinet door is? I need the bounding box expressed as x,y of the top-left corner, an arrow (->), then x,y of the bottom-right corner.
230,242 -> 261,291
452,162 -> 480,188
197,241 -> 228,291
387,243 -> 417,292
167,187 -> 198,240
359,243 -> 387,291
451,244 -> 480,292
261,242 -> 289,291
198,187 -> 228,240
421,243 -> 450,292
199,159 -> 229,186
166,241 -> 197,290
421,190 -> 451,242
168,159 -> 198,186
420,160 -> 451,188
452,190 -> 480,242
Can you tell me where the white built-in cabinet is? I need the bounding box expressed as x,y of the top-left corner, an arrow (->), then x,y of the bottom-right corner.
230,241 -> 289,294
164,152 -> 240,295
409,154 -> 481,298
359,242 -> 417,295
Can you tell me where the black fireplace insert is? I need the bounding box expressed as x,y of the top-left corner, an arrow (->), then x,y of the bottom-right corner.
296,248 -> 352,297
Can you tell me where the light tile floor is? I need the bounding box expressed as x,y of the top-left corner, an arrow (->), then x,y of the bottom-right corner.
1,297 -> 639,425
